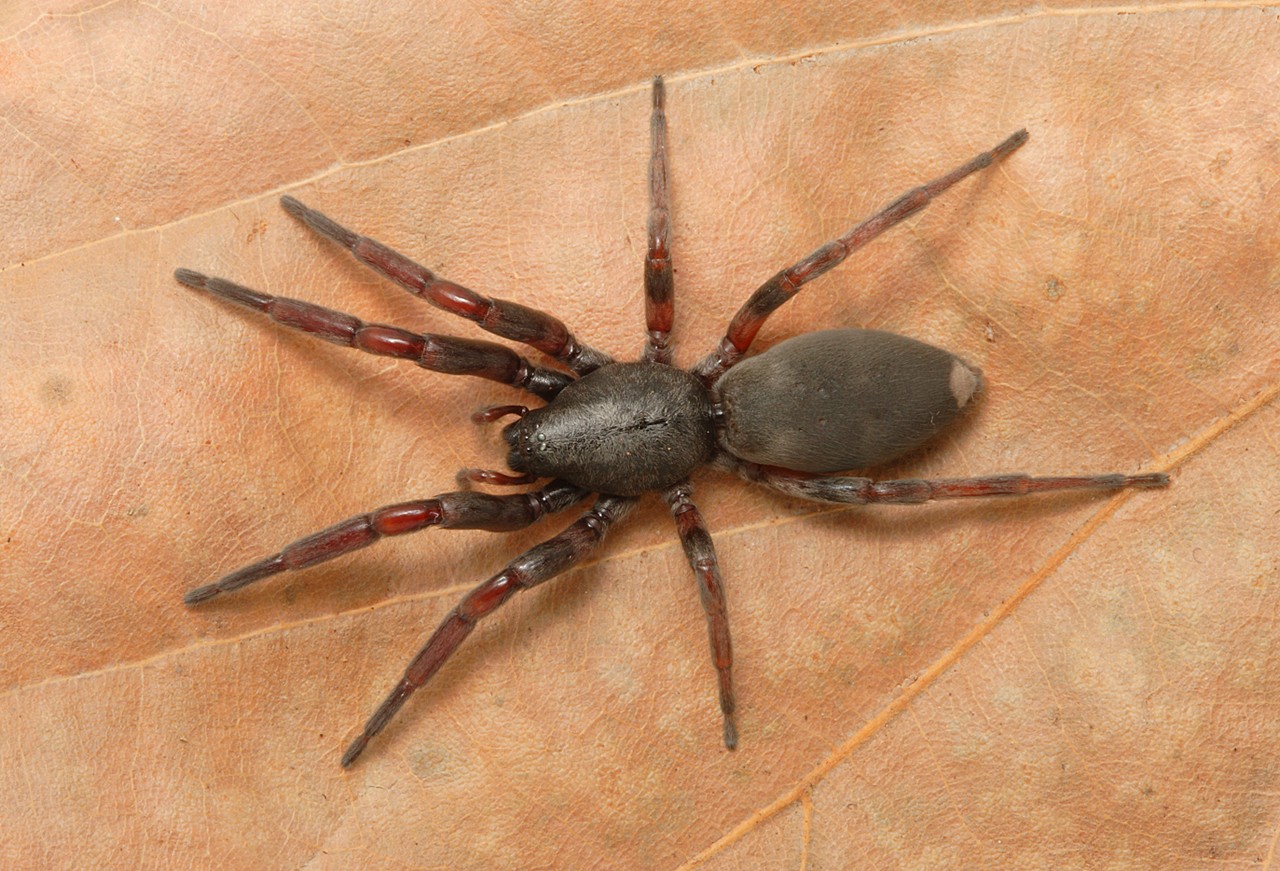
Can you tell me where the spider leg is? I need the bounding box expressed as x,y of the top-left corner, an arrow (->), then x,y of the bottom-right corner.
278,196 -> 614,375
183,482 -> 588,605
665,482 -> 737,749
341,494 -> 636,767
175,269 -> 571,400
725,459 -> 1169,504
643,76 -> 675,364
693,129 -> 1029,384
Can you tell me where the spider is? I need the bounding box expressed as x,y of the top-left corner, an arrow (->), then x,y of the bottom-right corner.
177,77 -> 1168,768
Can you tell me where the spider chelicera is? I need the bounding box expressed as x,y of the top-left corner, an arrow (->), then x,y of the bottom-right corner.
178,77 -> 1167,767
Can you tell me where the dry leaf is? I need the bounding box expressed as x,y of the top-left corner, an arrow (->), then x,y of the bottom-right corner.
3,2 -> 1279,868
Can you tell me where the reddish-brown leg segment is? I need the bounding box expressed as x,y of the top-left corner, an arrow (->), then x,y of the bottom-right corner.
279,196 -> 614,375
693,129 -> 1029,384
175,269 -> 571,400
665,482 -> 737,749
725,460 -> 1169,504
341,495 -> 636,767
643,76 -> 675,364
183,482 -> 588,605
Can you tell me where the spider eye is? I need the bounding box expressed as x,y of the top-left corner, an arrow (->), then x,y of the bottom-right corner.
501,419 -> 532,473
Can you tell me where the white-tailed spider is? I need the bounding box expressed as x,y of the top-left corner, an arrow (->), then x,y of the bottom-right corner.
177,78 -> 1167,767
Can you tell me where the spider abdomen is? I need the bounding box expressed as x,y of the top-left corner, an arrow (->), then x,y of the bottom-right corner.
504,362 -> 716,496
715,328 -> 982,472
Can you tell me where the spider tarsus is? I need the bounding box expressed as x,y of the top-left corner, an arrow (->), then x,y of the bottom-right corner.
340,734 -> 368,769
998,128 -> 1030,157
280,195 -> 359,249
175,268 -> 274,309
184,554 -> 287,606
173,267 -> 207,289
723,716 -> 738,751
182,583 -> 221,606
1079,472 -> 1170,491
278,195 -> 316,226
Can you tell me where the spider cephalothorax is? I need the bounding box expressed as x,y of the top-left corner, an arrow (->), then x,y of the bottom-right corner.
178,77 -> 1167,767
503,362 -> 716,495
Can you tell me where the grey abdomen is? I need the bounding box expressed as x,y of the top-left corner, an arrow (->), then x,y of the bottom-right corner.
715,329 -> 981,472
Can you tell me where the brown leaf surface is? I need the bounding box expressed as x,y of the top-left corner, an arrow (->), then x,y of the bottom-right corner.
3,2 -> 1279,868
